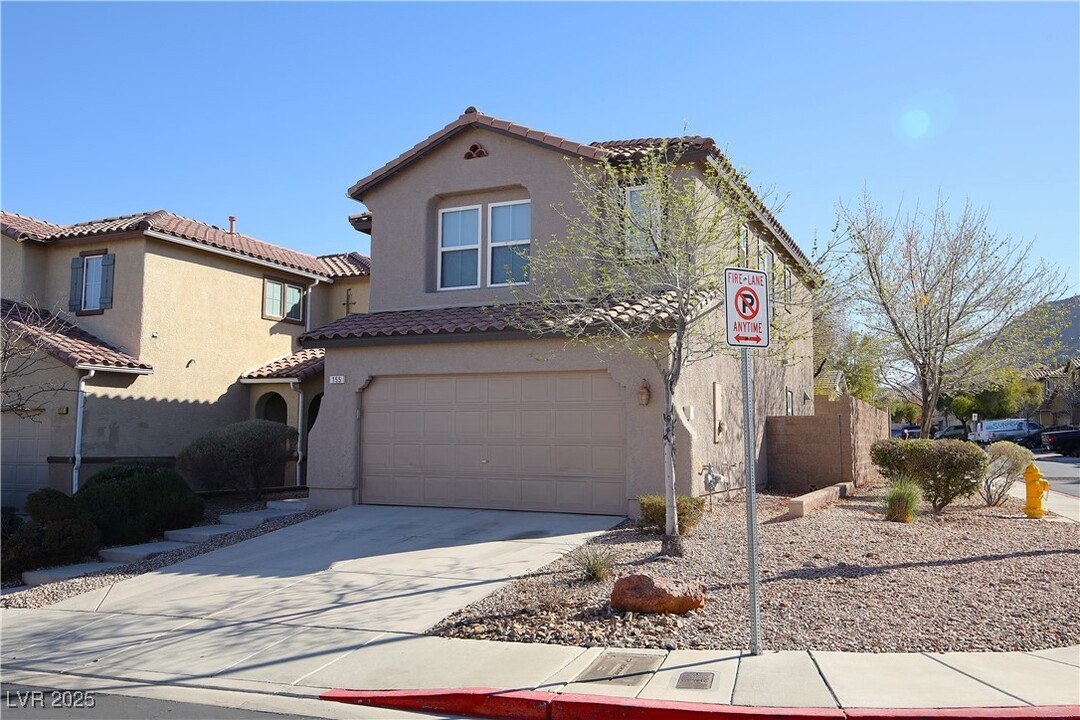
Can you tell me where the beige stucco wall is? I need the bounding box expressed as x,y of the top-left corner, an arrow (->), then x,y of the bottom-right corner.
74,239 -> 313,483
1,235 -> 48,305
311,276 -> 370,328
361,126 -> 583,312
0,350 -> 79,508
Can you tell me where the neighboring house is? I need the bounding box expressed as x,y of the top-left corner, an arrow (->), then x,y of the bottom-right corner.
301,107 -> 816,516
1030,358 -> 1080,426
1,210 -> 369,509
813,369 -> 848,400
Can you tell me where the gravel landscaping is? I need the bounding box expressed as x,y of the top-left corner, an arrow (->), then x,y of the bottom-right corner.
432,483 -> 1079,653
0,508 -> 328,609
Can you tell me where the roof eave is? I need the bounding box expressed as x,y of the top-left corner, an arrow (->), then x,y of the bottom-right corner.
143,229 -> 332,283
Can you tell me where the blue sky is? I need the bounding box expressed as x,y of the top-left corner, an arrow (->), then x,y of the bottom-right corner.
3,2 -> 1078,294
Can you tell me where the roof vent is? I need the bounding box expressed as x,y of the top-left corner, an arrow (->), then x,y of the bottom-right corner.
228,216 -> 236,235
464,143 -> 488,160
464,106 -> 478,114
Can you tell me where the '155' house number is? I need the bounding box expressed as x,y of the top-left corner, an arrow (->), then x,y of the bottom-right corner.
328,375 -> 346,385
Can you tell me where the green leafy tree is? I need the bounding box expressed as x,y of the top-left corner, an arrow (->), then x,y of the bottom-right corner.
833,193 -> 1065,437
835,331 -> 883,405
509,140 -> 807,556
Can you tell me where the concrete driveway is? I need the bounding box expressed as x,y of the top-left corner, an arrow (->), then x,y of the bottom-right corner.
3,506 -> 621,691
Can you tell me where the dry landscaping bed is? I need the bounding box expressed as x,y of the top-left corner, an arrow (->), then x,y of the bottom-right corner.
432,483 -> 1079,653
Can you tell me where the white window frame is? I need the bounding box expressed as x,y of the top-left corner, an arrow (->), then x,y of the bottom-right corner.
739,224 -> 750,265
437,205 -> 482,291
786,388 -> 794,416
784,267 -> 793,312
263,277 -> 304,323
487,199 -> 531,287
81,253 -> 105,311
625,185 -> 660,257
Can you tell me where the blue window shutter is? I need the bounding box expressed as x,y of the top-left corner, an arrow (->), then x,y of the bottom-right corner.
99,254 -> 116,308
69,257 -> 85,311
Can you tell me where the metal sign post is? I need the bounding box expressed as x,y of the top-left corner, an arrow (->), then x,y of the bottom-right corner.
725,267 -> 769,656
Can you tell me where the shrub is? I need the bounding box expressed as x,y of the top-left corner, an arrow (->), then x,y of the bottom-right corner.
981,441 -> 1033,506
882,479 -> 920,522
565,544 -> 618,582
176,420 -> 298,497
24,488 -> 80,522
870,439 -> 908,481
907,439 -> 988,512
637,494 -> 706,535
1,506 -> 24,542
1,516 -> 101,580
75,466 -> 204,546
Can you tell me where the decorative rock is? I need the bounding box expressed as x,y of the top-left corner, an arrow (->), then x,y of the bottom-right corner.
610,573 -> 706,614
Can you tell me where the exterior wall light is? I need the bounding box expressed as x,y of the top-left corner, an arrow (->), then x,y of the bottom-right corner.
637,380 -> 652,406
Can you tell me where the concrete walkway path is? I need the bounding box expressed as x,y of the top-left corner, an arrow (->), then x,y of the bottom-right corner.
2,506 -> 1077,718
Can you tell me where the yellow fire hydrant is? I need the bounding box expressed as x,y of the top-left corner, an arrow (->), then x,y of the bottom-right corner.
1023,463 -> 1050,519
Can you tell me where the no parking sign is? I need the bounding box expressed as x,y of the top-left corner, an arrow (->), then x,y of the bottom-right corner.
725,267 -> 770,348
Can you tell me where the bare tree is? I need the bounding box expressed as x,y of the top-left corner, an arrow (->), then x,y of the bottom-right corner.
507,141 -> 806,556
833,193 -> 1065,436
2,300 -> 70,420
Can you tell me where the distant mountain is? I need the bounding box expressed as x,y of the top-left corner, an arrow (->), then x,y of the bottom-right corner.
1046,295 -> 1080,364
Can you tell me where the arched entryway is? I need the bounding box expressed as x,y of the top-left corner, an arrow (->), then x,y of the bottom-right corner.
256,392 -> 288,424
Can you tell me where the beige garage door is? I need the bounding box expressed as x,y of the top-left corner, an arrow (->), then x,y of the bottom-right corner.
361,372 -> 626,514
1,413 -> 52,510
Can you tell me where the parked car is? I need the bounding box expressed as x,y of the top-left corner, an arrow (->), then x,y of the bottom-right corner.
932,424 -> 968,440
968,419 -> 1042,445
1016,424 -> 1075,449
1043,429 -> 1080,457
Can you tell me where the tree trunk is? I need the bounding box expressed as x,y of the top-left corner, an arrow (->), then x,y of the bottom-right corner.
661,379 -> 683,557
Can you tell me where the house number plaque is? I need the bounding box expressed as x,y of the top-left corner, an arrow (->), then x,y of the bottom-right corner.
328,375 -> 346,384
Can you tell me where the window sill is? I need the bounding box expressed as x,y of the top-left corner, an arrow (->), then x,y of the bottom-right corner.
263,314 -> 305,325
75,309 -> 105,316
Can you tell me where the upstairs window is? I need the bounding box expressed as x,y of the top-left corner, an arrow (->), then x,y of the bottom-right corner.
264,277 -> 304,323
489,200 -> 531,285
438,206 -> 481,290
69,250 -> 115,314
739,224 -> 750,265
625,186 -> 659,256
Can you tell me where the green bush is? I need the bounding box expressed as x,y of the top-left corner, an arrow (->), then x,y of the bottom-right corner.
1,518 -> 100,579
907,439 -> 987,512
2,506 -> 24,542
565,544 -> 619,582
870,439 -> 908,481
24,488 -> 80,522
882,479 -> 920,522
75,466 -> 204,546
176,420 -> 298,497
981,441 -> 1033,506
637,494 -> 706,535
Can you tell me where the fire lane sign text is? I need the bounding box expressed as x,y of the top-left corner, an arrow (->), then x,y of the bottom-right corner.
725,267 -> 770,348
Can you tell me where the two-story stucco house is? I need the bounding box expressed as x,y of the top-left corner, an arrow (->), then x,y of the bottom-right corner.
1,210 -> 369,508
301,108 -> 816,516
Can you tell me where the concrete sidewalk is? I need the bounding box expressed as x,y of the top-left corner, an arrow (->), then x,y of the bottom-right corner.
2,505 -> 1077,717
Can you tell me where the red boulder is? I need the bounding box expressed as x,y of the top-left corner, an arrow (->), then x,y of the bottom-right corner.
610,573 -> 706,614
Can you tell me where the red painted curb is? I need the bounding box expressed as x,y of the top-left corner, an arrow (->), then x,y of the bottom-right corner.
320,687 -> 1080,720
320,688 -> 551,720
550,692 -> 844,720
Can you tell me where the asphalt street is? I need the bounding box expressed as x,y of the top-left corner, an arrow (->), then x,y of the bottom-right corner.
1,684 -> 306,720
1033,452 -> 1080,498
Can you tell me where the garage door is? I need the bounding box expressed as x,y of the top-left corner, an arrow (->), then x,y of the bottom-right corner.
1,413 -> 52,510
361,372 -> 626,514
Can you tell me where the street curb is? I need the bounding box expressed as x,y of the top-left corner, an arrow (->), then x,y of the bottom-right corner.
321,688 -> 1080,720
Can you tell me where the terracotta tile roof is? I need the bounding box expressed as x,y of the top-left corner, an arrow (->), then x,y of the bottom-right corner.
318,252 -> 371,278
343,110 -> 811,275
346,107 -> 608,199
243,348 -> 325,381
0,211 -> 67,241
1,210 -> 330,277
814,369 -> 847,395
1,298 -> 152,372
302,292 -> 700,345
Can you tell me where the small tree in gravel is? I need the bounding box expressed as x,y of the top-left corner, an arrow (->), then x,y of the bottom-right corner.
981,442 -> 1033,506
905,439 -> 988,512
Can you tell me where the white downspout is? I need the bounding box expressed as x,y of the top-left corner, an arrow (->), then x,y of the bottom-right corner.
290,380 -> 305,487
305,279 -> 320,332
72,369 -> 96,494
